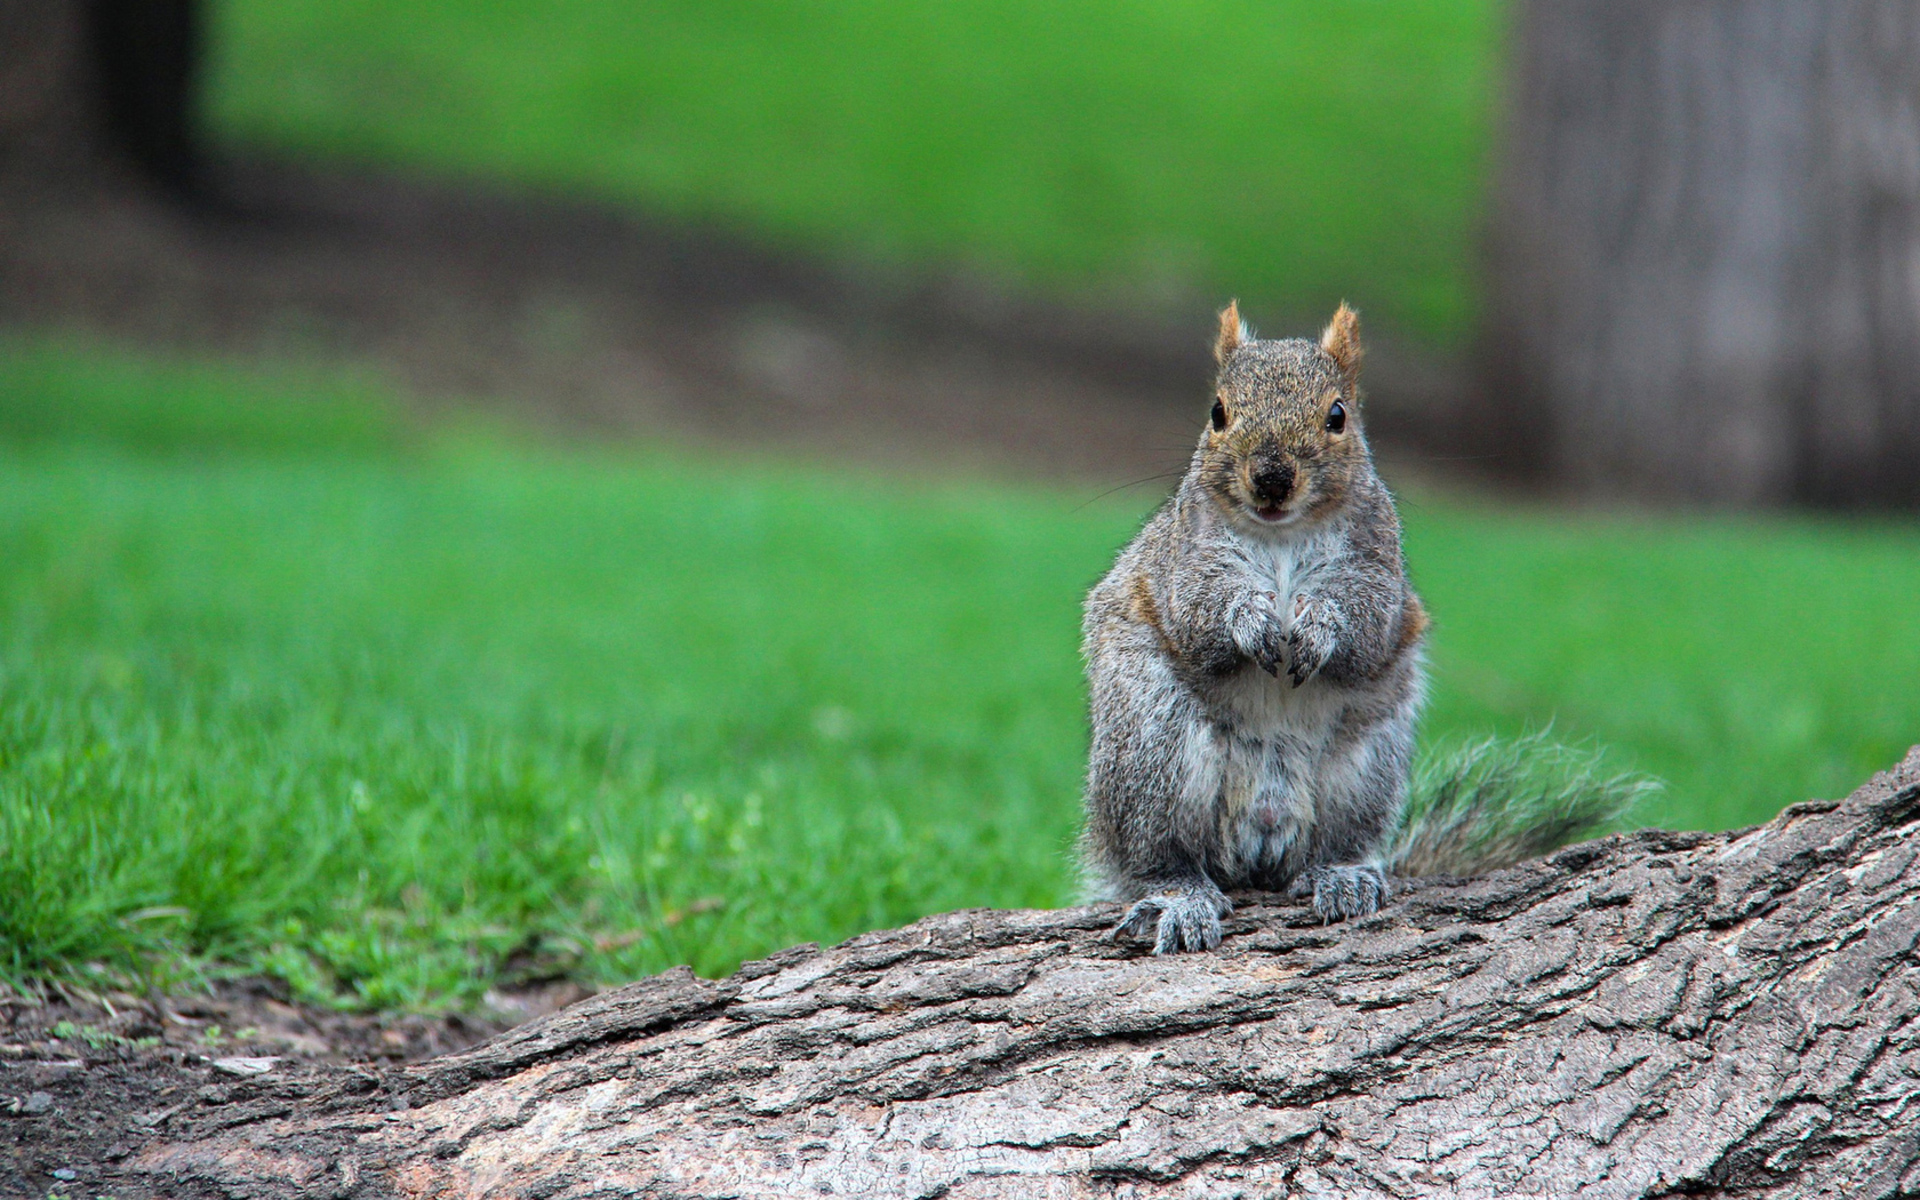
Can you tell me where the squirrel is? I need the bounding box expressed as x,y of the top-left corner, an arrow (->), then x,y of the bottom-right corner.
1080,300 -> 1431,953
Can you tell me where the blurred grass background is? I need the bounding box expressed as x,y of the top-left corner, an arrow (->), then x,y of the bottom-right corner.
207,0 -> 1504,343
4,338 -> 1914,1007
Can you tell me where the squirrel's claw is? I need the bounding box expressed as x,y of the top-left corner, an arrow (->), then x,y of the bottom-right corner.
1284,622 -> 1332,688
1107,901 -> 1159,943
1291,865 -> 1391,923
1111,889 -> 1231,954
1243,593 -> 1286,677
1254,646 -> 1286,679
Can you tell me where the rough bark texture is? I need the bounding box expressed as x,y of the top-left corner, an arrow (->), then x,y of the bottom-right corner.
1482,2 -> 1920,507
115,748 -> 1920,1198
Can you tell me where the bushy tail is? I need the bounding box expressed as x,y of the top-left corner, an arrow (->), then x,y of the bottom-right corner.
1387,731 -> 1659,879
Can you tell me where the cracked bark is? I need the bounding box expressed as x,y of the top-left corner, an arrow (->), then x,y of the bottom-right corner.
133,749 -> 1920,1199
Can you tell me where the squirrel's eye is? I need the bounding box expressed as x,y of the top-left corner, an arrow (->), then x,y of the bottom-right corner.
1326,400 -> 1347,433
1210,399 -> 1228,431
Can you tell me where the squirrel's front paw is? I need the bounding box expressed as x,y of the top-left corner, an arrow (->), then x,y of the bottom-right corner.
1110,887 -> 1233,954
1235,592 -> 1288,678
1284,597 -> 1337,687
1289,864 -> 1391,923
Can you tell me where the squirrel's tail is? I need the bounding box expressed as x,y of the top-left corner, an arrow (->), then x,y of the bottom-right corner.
1387,731 -> 1659,878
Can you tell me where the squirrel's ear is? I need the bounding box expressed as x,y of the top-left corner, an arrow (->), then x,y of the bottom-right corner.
1214,300 -> 1248,365
1320,302 -> 1363,380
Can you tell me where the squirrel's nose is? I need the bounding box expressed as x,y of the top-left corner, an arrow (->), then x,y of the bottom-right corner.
1250,462 -> 1294,506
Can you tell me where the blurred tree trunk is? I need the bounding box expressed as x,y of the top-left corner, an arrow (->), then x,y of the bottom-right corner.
89,0 -> 204,193
0,0 -> 203,194
1482,3 -> 1920,507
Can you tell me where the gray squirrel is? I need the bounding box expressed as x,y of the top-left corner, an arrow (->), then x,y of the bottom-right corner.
1080,301 -> 1433,953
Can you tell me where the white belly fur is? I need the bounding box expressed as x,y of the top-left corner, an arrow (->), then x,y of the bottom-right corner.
1214,663 -> 1346,875
1211,529 -> 1350,878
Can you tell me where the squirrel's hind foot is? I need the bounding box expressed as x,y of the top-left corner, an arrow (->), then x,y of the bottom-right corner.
1289,864 -> 1391,923
1110,886 -> 1233,954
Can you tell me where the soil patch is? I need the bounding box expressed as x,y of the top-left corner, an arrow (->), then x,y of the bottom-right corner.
2,976 -> 589,1197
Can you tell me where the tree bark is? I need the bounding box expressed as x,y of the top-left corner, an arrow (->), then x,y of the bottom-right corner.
1481,2 -> 1920,507
129,748 -> 1920,1199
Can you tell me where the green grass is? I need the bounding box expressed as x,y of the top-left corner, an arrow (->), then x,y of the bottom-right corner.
206,0 -> 1504,344
3,338 -> 1916,1009
1407,498 -> 1920,830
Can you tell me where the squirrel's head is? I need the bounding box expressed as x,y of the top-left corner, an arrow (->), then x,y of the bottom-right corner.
1196,300 -> 1368,534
